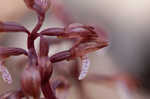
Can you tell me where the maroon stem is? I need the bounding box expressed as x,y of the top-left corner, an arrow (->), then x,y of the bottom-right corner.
14,89 -> 25,98
32,14 -> 45,34
27,13 -> 45,64
41,82 -> 57,99
27,33 -> 39,64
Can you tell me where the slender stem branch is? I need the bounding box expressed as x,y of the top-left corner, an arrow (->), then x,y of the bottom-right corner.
27,13 -> 45,64
41,82 -> 57,99
25,29 -> 30,35
27,34 -> 39,64
32,14 -> 45,34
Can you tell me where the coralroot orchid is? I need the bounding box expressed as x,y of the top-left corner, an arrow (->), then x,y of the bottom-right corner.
0,0 -> 109,99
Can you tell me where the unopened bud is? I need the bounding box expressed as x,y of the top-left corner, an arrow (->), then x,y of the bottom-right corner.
0,21 -> 29,33
50,50 -> 71,63
0,47 -> 27,60
24,0 -> 51,14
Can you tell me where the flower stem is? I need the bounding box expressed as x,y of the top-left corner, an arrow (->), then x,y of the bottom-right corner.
41,81 -> 57,99
32,14 -> 45,34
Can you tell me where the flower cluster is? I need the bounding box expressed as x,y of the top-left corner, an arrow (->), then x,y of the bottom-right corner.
0,0 -> 108,98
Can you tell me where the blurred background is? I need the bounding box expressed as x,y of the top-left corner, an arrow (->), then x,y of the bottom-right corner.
0,0 -> 150,99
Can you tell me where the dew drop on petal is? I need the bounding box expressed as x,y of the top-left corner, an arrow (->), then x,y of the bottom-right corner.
78,55 -> 90,80
0,63 -> 12,84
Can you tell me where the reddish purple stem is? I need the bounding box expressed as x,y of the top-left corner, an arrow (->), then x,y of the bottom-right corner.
41,82 -> 57,99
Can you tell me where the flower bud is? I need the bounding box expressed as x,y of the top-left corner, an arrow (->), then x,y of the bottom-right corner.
50,50 -> 71,63
0,47 -> 27,60
70,41 -> 108,58
0,21 -> 29,33
24,0 -> 51,14
21,66 -> 41,98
